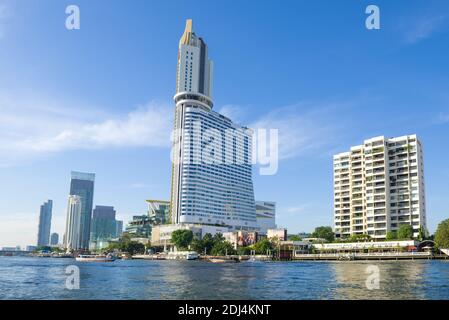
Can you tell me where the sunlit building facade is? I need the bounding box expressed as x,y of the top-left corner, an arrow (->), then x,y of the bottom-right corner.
333,135 -> 426,240
170,20 -> 257,231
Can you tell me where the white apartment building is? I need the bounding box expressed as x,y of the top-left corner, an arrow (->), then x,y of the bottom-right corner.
64,195 -> 82,251
333,135 -> 426,240
170,20 -> 258,231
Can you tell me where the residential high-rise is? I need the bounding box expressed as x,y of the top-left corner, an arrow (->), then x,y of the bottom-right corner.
69,171 -> 95,249
50,233 -> 59,246
170,20 -> 257,231
90,206 -> 117,243
255,201 -> 276,234
64,195 -> 82,251
37,200 -> 53,246
333,135 -> 426,240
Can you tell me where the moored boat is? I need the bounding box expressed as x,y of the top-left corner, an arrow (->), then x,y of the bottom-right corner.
75,254 -> 115,262
208,257 -> 240,263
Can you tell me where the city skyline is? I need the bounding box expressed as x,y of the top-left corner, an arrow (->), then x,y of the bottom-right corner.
1,0 -> 449,247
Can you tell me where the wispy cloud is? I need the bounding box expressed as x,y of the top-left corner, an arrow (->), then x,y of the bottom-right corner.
250,102 -> 347,160
0,93 -> 172,167
403,14 -> 448,44
435,112 -> 449,124
216,104 -> 247,123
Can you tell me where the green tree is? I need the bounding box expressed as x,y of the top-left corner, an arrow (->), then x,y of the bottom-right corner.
211,241 -> 236,256
386,231 -> 397,241
435,219 -> 449,248
349,234 -> 371,242
253,238 -> 272,254
171,229 -> 194,250
288,235 -> 302,241
237,246 -> 252,255
122,241 -> 145,255
397,224 -> 414,240
417,226 -> 427,241
311,226 -> 335,242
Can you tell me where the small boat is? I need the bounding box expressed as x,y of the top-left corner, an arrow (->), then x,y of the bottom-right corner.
166,251 -> 198,260
208,258 -> 240,263
75,254 -> 115,262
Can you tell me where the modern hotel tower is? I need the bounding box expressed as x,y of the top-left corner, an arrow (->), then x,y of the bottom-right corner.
333,135 -> 427,240
69,171 -> 95,249
170,20 -> 258,231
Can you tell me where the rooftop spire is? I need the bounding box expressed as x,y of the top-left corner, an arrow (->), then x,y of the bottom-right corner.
179,19 -> 194,46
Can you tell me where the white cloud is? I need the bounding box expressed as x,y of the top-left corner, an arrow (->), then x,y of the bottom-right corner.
403,14 -> 448,44
0,93 -> 172,167
250,102 -> 344,160
435,112 -> 449,124
216,104 -> 247,123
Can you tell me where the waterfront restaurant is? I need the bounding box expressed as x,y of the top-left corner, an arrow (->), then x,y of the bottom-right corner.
312,240 -> 420,254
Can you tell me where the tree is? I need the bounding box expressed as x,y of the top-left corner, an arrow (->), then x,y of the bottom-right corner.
211,241 -> 236,256
418,226 -> 427,241
253,238 -> 272,254
122,241 -> 145,255
435,219 -> 449,248
386,231 -> 397,241
237,246 -> 252,255
397,224 -> 414,240
171,229 -> 194,250
349,234 -> 371,242
311,226 -> 335,242
288,235 -> 302,241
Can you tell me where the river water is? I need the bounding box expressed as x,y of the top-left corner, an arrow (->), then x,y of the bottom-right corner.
1,257 -> 448,300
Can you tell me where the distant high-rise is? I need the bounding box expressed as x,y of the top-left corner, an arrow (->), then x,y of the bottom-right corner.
64,195 -> 82,251
37,200 -> 53,246
255,201 -> 276,234
170,20 -> 257,231
90,205 -> 117,242
50,233 -> 59,246
69,171 -> 95,249
147,200 -> 170,225
333,135 -> 427,240
115,220 -> 123,238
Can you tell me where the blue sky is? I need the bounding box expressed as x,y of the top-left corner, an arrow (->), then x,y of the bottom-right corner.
0,0 -> 448,247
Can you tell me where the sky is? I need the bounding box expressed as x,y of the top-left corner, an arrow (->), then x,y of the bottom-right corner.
0,0 -> 448,248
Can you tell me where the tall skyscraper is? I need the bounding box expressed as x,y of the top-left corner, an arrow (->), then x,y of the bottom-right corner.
170,20 -> 257,231
37,200 -> 53,246
90,205 -> 117,242
69,171 -> 95,249
333,135 -> 426,240
64,195 -> 82,251
50,233 -> 59,246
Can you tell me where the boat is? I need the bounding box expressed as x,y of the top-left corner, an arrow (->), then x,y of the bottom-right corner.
166,251 -> 199,260
75,254 -> 115,262
208,257 -> 240,263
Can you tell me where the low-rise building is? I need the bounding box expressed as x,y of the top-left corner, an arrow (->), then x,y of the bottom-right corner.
125,215 -> 152,238
267,228 -> 287,241
223,231 -> 259,249
313,240 -> 420,253
151,224 -> 229,249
